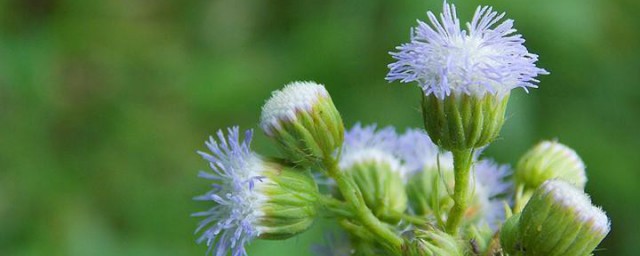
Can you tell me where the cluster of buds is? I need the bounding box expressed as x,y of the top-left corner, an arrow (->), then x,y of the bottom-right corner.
190,2 -> 611,256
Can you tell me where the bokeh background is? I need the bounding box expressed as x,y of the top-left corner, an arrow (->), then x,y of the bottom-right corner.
1,0 -> 638,255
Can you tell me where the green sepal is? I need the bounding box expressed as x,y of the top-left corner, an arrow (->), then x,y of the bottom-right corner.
518,181 -> 610,256
421,92 -> 509,151
347,159 -> 408,223
500,213 -> 522,255
255,161 -> 320,240
269,96 -> 344,168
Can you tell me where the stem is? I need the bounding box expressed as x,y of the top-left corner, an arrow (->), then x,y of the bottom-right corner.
445,148 -> 474,235
397,212 -> 430,226
324,159 -> 404,248
320,195 -> 354,218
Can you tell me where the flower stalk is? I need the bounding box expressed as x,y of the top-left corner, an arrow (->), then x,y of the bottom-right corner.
445,148 -> 475,235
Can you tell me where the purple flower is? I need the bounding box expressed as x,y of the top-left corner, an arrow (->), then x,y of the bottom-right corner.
193,127 -> 265,256
387,1 -> 548,99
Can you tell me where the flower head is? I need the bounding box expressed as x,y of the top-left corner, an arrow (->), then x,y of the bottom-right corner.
194,127 -> 319,256
518,180 -> 610,255
339,123 -> 408,219
193,127 -> 262,256
387,1 -> 548,99
260,81 -> 344,166
260,81 -> 329,136
516,140 -> 587,191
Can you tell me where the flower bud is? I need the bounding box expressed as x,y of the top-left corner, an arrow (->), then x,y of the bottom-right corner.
340,124 -> 407,223
421,92 -> 509,151
260,81 -> 344,167
516,141 -> 586,191
405,164 -> 453,217
499,213 -> 522,255
402,228 -> 464,256
518,180 -> 610,256
343,150 -> 408,223
255,159 -> 321,239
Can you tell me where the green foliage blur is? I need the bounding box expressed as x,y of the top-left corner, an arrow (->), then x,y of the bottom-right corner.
1,0 -> 638,255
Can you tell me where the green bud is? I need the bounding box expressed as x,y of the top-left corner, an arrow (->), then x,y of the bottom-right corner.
518,180 -> 610,256
260,81 -> 344,167
516,141 -> 587,191
255,159 -> 320,239
341,150 -> 408,223
405,164 -> 453,217
500,213 -> 522,255
402,228 -> 465,256
421,92 -> 509,151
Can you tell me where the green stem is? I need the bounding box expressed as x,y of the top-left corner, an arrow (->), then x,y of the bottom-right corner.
320,195 -> 354,218
445,148 -> 474,235
324,159 -> 404,248
396,212 -> 430,226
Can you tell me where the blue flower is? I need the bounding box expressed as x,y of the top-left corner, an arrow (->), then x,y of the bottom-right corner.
193,127 -> 264,256
387,1 -> 548,99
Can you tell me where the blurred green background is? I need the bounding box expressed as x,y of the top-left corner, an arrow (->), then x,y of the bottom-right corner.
1,0 -> 638,255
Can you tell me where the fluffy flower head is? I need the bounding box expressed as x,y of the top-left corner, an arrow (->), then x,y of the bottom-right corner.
193,127 -> 266,256
387,1 -> 548,98
260,81 -> 329,136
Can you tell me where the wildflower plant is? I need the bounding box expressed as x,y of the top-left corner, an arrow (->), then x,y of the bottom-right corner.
192,2 -> 610,255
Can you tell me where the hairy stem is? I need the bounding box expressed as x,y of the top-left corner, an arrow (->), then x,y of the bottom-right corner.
445,149 -> 474,235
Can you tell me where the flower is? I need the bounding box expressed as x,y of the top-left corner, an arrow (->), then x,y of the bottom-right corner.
517,180 -> 610,255
193,127 -> 319,256
339,123 -> 408,220
386,1 -> 548,99
260,81 -> 344,166
193,127 -> 262,256
260,81 -> 330,136
516,140 -> 587,191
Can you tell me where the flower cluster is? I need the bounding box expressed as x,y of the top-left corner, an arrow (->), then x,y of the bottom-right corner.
191,2 -> 610,256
